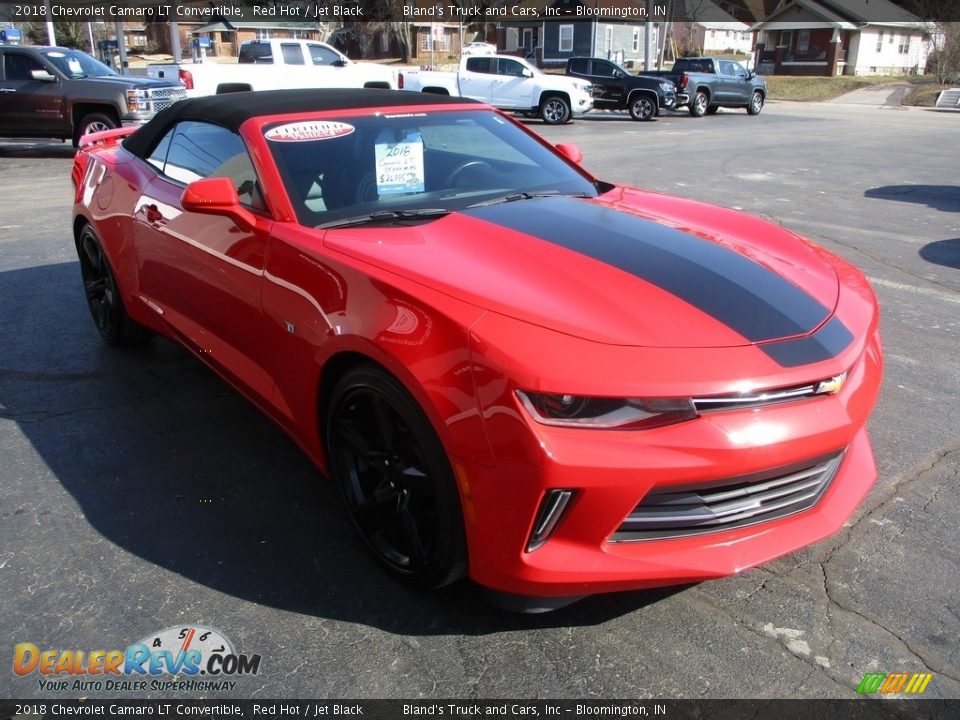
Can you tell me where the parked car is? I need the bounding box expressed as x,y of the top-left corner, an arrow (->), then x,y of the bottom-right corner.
463,42 -> 497,56
0,45 -> 185,145
565,56 -> 676,120
645,57 -> 766,116
71,89 -> 881,611
398,55 -> 592,124
147,39 -> 396,97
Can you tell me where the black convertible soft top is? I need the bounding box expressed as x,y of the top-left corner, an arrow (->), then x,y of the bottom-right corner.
122,88 -> 479,158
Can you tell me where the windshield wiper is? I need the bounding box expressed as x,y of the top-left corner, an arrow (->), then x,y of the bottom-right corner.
467,191 -> 592,209
318,208 -> 450,230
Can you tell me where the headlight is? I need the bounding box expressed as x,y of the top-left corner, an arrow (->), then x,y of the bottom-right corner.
516,391 -> 698,430
126,88 -> 150,114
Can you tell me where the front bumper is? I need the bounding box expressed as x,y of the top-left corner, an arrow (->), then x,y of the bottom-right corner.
572,94 -> 593,117
459,330 -> 882,599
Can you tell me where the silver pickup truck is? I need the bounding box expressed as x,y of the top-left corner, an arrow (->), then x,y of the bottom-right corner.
644,57 -> 767,117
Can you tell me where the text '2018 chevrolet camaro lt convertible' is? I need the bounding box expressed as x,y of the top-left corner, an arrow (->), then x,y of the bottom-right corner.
71,89 -> 882,611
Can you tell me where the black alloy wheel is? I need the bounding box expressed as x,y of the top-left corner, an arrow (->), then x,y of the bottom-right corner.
326,365 -> 467,588
77,226 -> 150,346
629,95 -> 656,121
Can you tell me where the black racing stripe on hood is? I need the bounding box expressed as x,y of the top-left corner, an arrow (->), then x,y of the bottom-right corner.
759,317 -> 854,367
464,196 -> 832,344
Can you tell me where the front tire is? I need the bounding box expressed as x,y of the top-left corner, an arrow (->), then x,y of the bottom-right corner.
74,112 -> 116,146
629,95 -> 656,121
540,95 -> 571,125
76,225 -> 151,346
326,365 -> 467,589
747,90 -> 764,115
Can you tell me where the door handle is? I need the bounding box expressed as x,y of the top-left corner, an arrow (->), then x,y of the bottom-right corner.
0,88 -> 15,93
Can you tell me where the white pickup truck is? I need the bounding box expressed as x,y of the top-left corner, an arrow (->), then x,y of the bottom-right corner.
399,55 -> 593,124
147,39 -> 397,97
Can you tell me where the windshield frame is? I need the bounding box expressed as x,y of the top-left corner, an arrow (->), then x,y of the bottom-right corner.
254,106 -> 600,229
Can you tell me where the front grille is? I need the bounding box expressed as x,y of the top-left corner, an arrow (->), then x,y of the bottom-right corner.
609,451 -> 845,542
691,372 -> 847,412
149,86 -> 187,112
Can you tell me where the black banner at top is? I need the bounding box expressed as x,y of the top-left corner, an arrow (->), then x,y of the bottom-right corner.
0,0 -> 954,24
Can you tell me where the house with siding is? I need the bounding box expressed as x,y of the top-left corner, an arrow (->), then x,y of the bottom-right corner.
502,0 -> 661,68
753,0 -> 932,76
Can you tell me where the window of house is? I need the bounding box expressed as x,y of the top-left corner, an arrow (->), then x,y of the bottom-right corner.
876,30 -> 884,52
419,31 -> 450,52
633,28 -> 640,53
605,27 -> 613,53
559,24 -> 574,53
779,30 -> 793,48
898,34 -> 910,54
147,122 -> 266,212
797,30 -> 810,54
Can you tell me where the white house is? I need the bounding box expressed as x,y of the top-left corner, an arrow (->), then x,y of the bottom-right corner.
753,0 -> 932,76
700,22 -> 755,55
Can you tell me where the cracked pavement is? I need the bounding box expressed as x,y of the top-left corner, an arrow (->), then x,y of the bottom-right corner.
1,101 -> 958,699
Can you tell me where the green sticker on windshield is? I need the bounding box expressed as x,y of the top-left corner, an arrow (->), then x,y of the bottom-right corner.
375,130 -> 425,196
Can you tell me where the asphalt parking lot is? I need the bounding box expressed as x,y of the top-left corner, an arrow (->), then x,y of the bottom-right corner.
1,99 -> 958,700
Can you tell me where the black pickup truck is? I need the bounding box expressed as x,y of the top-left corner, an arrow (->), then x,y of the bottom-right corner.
643,57 -> 767,117
565,57 -> 676,121
0,45 -> 185,145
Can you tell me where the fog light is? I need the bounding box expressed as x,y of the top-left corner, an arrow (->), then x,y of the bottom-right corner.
527,489 -> 574,552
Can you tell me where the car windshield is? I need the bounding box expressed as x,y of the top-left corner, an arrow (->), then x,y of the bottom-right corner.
266,109 -> 598,228
43,50 -> 116,79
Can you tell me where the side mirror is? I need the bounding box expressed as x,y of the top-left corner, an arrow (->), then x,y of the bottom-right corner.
182,177 -> 257,232
555,143 -> 583,164
30,69 -> 56,82
332,59 -> 349,67
522,68 -> 533,78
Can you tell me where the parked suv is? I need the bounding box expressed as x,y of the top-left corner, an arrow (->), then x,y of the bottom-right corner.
565,57 -> 676,120
0,45 -> 185,145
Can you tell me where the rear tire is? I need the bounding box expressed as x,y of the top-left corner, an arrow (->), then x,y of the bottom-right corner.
689,91 -> 709,117
540,95 -> 571,125
76,225 -> 151,346
326,365 -> 468,589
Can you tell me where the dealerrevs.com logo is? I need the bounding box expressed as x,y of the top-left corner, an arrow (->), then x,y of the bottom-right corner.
13,625 -> 261,693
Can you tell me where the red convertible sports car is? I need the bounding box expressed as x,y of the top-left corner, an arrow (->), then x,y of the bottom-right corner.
71,89 -> 882,610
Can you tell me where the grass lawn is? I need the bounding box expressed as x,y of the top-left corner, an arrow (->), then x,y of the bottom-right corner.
765,75 -> 940,102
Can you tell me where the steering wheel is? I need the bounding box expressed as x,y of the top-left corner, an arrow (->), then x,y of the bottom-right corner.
443,161 -> 496,189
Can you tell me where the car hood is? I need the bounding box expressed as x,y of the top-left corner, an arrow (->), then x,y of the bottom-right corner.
73,75 -> 182,89
324,190 -> 841,350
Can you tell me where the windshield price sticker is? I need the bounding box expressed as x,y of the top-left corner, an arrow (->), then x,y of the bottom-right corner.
375,131 -> 425,196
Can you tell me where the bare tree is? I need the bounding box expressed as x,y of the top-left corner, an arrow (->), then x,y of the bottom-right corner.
22,21 -> 88,50
904,1 -> 960,83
